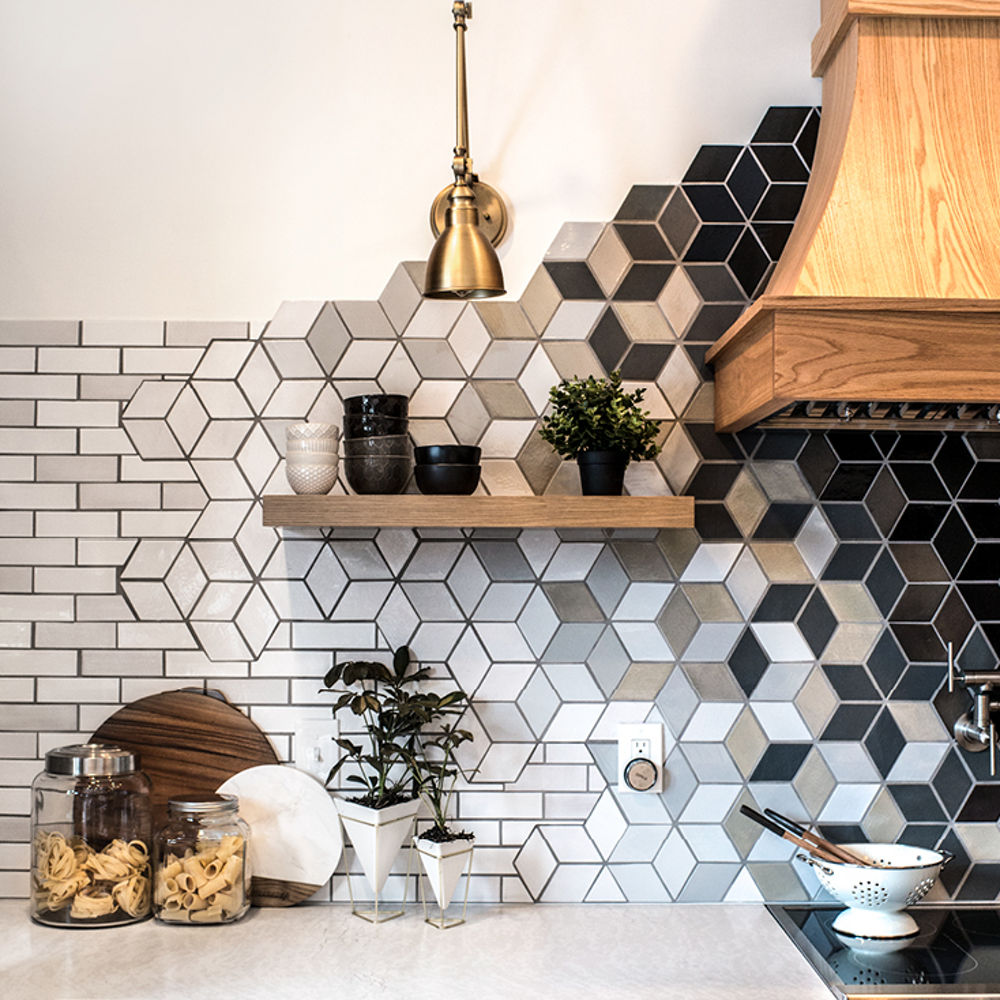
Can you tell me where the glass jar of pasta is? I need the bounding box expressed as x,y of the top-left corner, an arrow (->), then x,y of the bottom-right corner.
31,744 -> 153,927
153,793 -> 250,924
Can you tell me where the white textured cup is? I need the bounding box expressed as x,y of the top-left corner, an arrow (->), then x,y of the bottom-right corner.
286,422 -> 340,442
285,451 -> 338,466
285,438 -> 341,455
286,464 -> 337,495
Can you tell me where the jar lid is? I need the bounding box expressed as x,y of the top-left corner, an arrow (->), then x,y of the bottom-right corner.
45,743 -> 139,777
167,792 -> 239,816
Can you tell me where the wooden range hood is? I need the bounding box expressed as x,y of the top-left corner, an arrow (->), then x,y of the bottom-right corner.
706,0 -> 1000,432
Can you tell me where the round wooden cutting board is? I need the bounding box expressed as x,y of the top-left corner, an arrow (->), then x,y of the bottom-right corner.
90,689 -> 279,830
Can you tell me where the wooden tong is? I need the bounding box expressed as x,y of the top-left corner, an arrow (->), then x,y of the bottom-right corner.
739,805 -> 873,866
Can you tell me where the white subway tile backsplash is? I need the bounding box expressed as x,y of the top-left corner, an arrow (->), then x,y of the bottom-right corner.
123,347 -> 203,374
0,483 -> 76,510
0,375 -> 76,400
79,428 -> 135,454
35,511 -> 119,537
0,595 -> 73,621
117,622 -> 197,649
0,734 -> 36,757
0,649 -> 76,675
34,567 -> 116,594
79,483 -> 160,509
36,677 -> 118,703
83,320 -> 163,346
0,704 -> 77,731
35,455 -> 118,482
37,347 -> 119,373
0,428 -> 76,453
35,622 -> 117,648
0,320 -> 78,346
0,678 -> 33,701
36,400 -> 120,427
0,348 -> 36,372
82,650 -> 162,676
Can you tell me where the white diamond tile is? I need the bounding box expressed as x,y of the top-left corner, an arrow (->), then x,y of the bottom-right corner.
683,623 -> 743,662
192,582 -> 252,620
474,582 -> 533,622
164,546 -> 208,615
539,864 -> 602,903
475,702 -> 535,742
657,424 -> 700,493
817,743 -> 880,783
678,785 -> 742,823
795,507 -> 836,578
886,743 -> 950,782
480,460 -> 532,496
331,340 -> 395,380
191,500 -> 253,540
516,669 -> 560,738
750,702 -> 813,742
613,621 -> 673,661
476,743 -> 534,783
585,868 -> 627,902
610,863 -> 670,902
408,380 -> 464,418
681,702 -> 742,742
335,300 -> 396,340
194,340 -> 255,380
653,830 -> 697,897
542,300 -> 605,341
123,380 -> 183,419
478,419 -> 535,459
236,585 -> 279,656
614,582 -> 673,621
725,547 -> 768,618
233,510 -> 279,574
333,580 -> 393,620
379,264 -> 422,333
516,588 -> 560,658
589,702 -> 659,742
121,540 -> 183,579
445,627 -> 492,694
375,585 -> 420,650
401,581 -> 464,620
542,543 -> 602,582
474,340 -> 534,379
657,267 -> 701,336
475,662 -> 536,701
514,828 -> 557,899
445,548 -> 490,616
121,581 -> 180,621
724,869 -> 765,903
624,461 -> 671,497
263,340 -> 323,379
680,543 -> 743,582
545,222 -> 604,260
608,826 -> 669,864
448,307 -> 491,374
235,425 -> 279,494
260,579 -> 322,621
408,622 -> 464,661
195,541 -> 253,581
375,529 -> 418,576
166,386 -> 209,454
518,346 -> 560,414
543,663 -> 604,702
190,419 -> 252,459
191,460 -> 253,500
750,622 -> 814,662
403,299 -> 465,339
542,703 -> 604,742
124,419 -> 185,460
678,825 -> 740,863
540,825 -> 601,864
518,529 -> 560,576
262,301 -> 325,339
475,622 -> 535,662
193,381 -> 253,419
237,345 -> 279,413
191,620 -> 252,661
377,343 -> 421,397
818,784 -> 880,824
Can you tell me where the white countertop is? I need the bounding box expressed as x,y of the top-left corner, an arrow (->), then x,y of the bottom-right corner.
1,900 -> 830,1000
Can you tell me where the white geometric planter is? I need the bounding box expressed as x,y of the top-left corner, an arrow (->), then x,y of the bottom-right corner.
414,834 -> 474,929
336,797 -> 418,923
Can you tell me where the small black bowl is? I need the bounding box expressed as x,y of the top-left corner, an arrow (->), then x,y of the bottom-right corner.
414,444 -> 482,466
343,413 -> 409,439
414,463 -> 481,495
343,394 -> 409,419
343,455 -> 412,495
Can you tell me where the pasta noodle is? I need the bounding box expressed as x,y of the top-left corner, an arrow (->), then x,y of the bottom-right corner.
155,835 -> 247,924
32,831 -> 151,922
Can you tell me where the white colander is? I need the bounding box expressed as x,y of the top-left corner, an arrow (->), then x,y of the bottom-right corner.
796,842 -> 951,942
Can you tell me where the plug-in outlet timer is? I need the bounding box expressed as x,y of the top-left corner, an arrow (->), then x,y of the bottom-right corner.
617,723 -> 664,793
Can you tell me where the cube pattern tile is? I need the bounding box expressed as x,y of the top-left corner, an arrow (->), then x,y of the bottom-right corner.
2,105 -> 1000,904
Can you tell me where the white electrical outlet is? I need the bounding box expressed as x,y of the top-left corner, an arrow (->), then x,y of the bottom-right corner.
293,717 -> 339,782
617,723 -> 664,793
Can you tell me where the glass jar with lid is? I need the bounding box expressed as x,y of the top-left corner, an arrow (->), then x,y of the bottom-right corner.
31,743 -> 152,927
153,793 -> 251,924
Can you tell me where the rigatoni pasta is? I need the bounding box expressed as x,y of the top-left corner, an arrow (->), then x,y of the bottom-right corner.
154,836 -> 248,923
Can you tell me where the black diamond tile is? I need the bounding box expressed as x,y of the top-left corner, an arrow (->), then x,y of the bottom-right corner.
727,230 -> 770,297
937,829 -> 970,894
900,824 -> 948,850
957,583 -> 1000,622
684,344 -> 712,380
934,435 -> 975,496
615,185 -> 674,221
588,307 -> 630,374
890,584 -> 948,623
957,785 -> 1000,823
658,189 -> 699,257
613,223 -> 672,261
967,434 -> 1000,460
867,629 -> 907,696
798,435 -> 838,496
865,707 -> 906,778
752,184 -> 807,223
752,222 -> 794,260
685,265 -> 745,302
686,422 -> 744,461
957,863 -> 1000,901
959,502 -> 1000,539
958,628 -> 999,673
823,503 -> 880,540
682,184 -> 744,223
749,743 -> 812,782
726,150 -> 768,217
890,543 -> 948,582
933,589 -> 975,652
866,550 -> 907,617
822,663 -> 880,701
888,784 -> 946,823
753,583 -> 813,622
891,623 -> 946,662
683,145 -> 742,182
795,110 -> 820,167
958,463 -> 1000,500
890,503 -> 949,542
737,427 -> 764,457
960,543 -> 1000,582
817,823 -> 866,845
694,502 -> 743,540
889,432 -> 943,462
822,543 -> 880,581
753,503 -> 812,541
684,224 -> 744,262
891,463 -> 950,502
984,623 -> 1000,661
750,144 -> 809,182
686,304 -> 746,342
872,430 -> 900,458
798,590 -> 837,656
865,467 -> 907,536
933,508 -> 975,576
933,681 -> 969,735
543,261 -> 604,299
828,431 -> 883,462
688,463 -> 742,499
729,629 -> 769,696
933,749 -> 974,818
751,106 -> 811,143
754,430 -> 807,460
617,342 -> 673,380
821,703 -> 879,741
472,540 -> 535,581
821,464 -> 881,501
890,664 -> 943,701
612,264 -> 673,302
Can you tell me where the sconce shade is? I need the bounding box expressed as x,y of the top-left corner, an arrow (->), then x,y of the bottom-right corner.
424,181 -> 505,299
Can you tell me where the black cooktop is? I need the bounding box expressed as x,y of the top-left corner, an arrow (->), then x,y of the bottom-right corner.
769,905 -> 1000,998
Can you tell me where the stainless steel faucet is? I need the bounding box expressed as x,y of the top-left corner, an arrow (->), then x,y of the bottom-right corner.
948,641 -> 999,776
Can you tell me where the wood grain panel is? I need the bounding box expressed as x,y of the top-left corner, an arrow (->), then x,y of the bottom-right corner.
710,313 -> 780,432
262,495 -> 695,529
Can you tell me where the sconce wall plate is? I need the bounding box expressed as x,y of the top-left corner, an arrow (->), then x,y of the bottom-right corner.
430,180 -> 507,248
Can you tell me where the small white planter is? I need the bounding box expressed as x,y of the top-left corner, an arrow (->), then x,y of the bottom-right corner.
414,834 -> 474,929
335,797 -> 418,923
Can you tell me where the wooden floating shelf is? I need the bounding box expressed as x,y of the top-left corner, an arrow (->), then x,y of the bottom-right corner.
262,494 -> 695,529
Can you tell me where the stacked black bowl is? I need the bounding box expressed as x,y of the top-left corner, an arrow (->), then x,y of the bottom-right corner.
413,445 -> 482,495
341,394 -> 411,494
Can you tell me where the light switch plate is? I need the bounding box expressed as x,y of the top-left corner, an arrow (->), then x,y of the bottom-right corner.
617,722 -> 664,793
293,716 -> 338,781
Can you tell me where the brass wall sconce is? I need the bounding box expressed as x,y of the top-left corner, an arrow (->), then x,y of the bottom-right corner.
424,2 -> 508,299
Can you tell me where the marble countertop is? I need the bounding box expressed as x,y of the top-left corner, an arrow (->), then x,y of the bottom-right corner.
1,900 -> 830,1000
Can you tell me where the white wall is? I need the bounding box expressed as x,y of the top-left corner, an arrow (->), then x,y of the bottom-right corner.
0,0 -> 821,320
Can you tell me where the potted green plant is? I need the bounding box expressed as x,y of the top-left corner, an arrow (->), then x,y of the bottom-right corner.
322,644 -> 432,921
405,709 -> 475,928
537,370 -> 662,495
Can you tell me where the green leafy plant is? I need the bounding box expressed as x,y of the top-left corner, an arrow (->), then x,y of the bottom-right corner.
537,370 -> 662,462
322,644 -> 435,810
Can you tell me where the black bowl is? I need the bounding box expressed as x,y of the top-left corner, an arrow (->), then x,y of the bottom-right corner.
343,434 -> 413,458
343,394 -> 409,419
343,455 -> 412,495
414,444 -> 482,466
414,463 -> 481,496
343,413 -> 409,439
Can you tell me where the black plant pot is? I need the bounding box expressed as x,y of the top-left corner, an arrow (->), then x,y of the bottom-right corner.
577,450 -> 629,496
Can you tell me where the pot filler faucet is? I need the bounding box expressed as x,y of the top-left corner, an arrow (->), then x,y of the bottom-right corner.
948,641 -> 1000,776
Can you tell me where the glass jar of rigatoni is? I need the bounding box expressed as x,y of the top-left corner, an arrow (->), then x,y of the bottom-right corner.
153,793 -> 250,924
